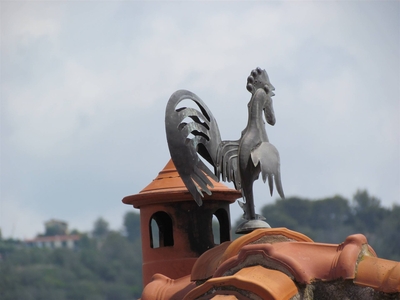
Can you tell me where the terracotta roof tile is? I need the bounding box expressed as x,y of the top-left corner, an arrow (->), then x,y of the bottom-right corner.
139,228 -> 400,299
213,235 -> 374,284
191,241 -> 232,281
123,159 -> 240,207
184,265 -> 298,300
355,255 -> 400,293
141,274 -> 195,300
191,227 -> 313,281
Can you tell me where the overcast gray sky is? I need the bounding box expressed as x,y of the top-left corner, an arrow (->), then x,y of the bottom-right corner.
1,1 -> 399,239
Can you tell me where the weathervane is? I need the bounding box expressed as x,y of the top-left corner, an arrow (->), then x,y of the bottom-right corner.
165,67 -> 284,233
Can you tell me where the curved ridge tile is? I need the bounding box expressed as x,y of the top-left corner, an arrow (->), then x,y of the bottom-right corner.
141,274 -> 196,300
355,256 -> 400,293
220,228 -> 313,264
331,234 -> 376,280
211,233 -> 373,284
191,228 -> 311,282
191,241 -> 232,281
213,245 -> 299,281
184,265 -> 298,300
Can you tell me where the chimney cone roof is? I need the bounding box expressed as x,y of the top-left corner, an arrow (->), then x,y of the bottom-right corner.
122,159 -> 241,208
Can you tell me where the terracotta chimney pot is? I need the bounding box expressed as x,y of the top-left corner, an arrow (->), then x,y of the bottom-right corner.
123,159 -> 241,286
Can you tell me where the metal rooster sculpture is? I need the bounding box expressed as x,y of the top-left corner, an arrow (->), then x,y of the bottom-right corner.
165,67 -> 284,233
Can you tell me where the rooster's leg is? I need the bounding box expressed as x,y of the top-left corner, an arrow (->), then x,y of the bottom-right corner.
236,170 -> 271,234
242,180 -> 256,220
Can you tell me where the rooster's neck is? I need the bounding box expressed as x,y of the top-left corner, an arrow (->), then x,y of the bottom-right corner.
243,92 -> 269,143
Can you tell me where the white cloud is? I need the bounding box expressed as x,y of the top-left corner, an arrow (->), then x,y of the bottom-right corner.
1,2 -> 62,54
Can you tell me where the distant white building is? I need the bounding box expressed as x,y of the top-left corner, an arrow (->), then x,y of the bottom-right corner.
24,219 -> 80,249
25,235 -> 80,250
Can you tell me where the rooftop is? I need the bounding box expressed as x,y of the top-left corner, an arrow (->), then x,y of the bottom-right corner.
141,228 -> 400,299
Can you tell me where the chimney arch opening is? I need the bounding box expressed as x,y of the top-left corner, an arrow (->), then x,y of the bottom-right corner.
149,211 -> 174,248
212,208 -> 230,244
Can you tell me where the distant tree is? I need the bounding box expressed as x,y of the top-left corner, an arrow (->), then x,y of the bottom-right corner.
309,196 -> 350,228
0,238 -> 21,260
350,190 -> 390,233
261,197 -> 312,230
44,221 -> 67,236
123,212 -> 141,243
70,229 -> 81,235
307,196 -> 354,243
374,204 -> 400,260
78,233 -> 96,250
92,218 -> 109,239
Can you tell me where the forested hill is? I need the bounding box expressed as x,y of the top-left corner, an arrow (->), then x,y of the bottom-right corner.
0,213 -> 143,300
1,190 -> 399,299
